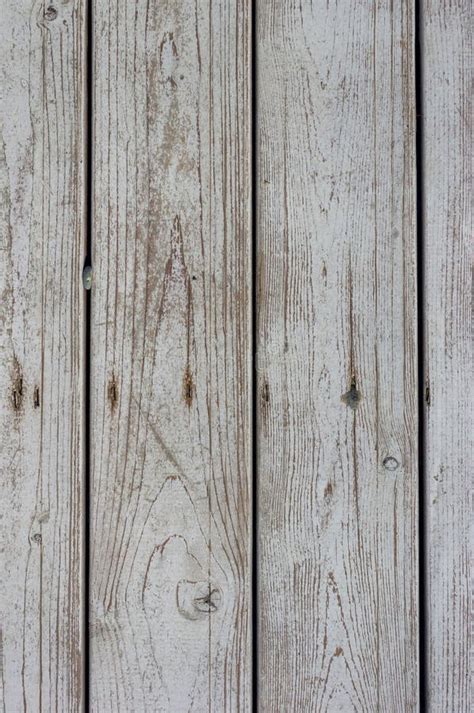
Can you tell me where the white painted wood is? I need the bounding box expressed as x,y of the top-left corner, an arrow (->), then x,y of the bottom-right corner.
256,1 -> 419,710
0,1 -> 86,710
90,1 -> 251,710
421,2 -> 472,710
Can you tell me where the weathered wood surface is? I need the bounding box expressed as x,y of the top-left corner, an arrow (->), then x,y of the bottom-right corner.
421,2 -> 472,710
256,1 -> 419,710
0,1 -> 85,710
90,1 -> 251,710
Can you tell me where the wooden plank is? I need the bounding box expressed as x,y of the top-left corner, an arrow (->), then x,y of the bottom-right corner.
421,2 -> 472,710
90,1 -> 251,710
0,1 -> 86,710
256,2 -> 418,709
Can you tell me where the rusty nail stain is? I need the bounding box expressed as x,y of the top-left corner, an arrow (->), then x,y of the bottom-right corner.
334,646 -> 343,657
108,377 -> 118,410
183,368 -> 193,407
324,482 -> 333,498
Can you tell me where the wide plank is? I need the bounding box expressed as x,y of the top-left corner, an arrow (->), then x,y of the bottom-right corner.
0,1 -> 86,710
90,1 -> 251,710
421,2 -> 472,710
256,1 -> 419,710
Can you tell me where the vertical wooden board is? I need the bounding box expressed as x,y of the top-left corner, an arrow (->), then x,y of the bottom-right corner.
0,1 -> 85,711
90,1 -> 251,711
421,2 -> 472,710
256,2 -> 418,710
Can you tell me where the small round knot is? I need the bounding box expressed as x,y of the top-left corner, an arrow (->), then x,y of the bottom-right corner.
341,380 -> 361,410
32,533 -> 42,543
44,6 -> 58,21
383,456 -> 400,471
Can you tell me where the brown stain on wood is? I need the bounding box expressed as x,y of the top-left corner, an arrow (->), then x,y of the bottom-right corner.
183,368 -> 193,407
33,386 -> 40,409
108,376 -> 119,411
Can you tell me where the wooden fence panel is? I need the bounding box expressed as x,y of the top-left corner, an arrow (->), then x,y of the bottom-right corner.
256,2 -> 419,710
0,1 -> 86,710
421,2 -> 472,710
90,1 -> 251,710
1,1 -> 471,709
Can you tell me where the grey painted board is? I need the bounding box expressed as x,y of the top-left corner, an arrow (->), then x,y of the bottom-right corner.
421,1 -> 472,710
256,2 -> 419,710
0,1 -> 86,710
89,1 -> 252,710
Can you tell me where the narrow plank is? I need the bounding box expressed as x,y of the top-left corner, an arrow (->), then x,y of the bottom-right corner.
256,2 -> 418,710
421,2 -> 472,710
0,1 -> 86,710
90,1 -> 251,710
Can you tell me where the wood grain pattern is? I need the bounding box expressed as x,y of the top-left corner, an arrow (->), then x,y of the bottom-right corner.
0,1 -> 85,710
421,2 -> 472,710
256,2 -> 419,710
90,1 -> 251,710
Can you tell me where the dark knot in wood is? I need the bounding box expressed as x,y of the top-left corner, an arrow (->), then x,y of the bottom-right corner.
341,379 -> 361,410
177,580 -> 222,620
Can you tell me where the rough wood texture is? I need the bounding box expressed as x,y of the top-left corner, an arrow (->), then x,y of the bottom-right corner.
0,1 -> 85,710
90,1 -> 251,710
421,2 -> 472,710
256,2 -> 419,710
